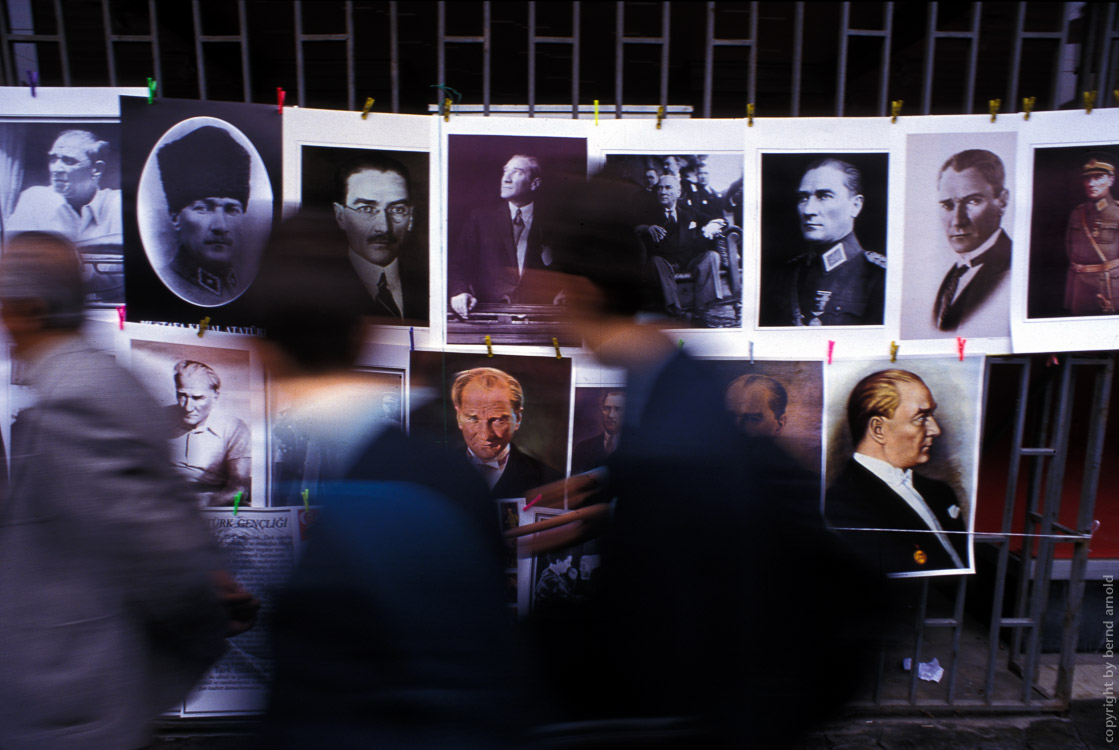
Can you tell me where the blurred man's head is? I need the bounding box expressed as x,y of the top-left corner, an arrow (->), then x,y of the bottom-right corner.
500,155 -> 541,207
797,158 -> 864,246
656,174 -> 682,209
48,130 -> 108,210
158,126 -> 251,275
0,232 -> 85,354
600,390 -> 625,436
848,369 -> 941,470
696,163 -> 711,187
643,168 -> 659,189
937,150 -> 1008,256
334,155 -> 413,267
452,367 -> 524,461
174,360 -> 221,429
725,374 -> 788,437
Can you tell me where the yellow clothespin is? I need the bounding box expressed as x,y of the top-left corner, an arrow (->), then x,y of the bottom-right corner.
594,99 -> 599,125
552,337 -> 561,359
361,96 -> 375,119
485,334 -> 493,357
747,103 -> 755,127
197,316 -> 211,337
989,99 -> 1000,123
890,341 -> 899,362
443,97 -> 452,122
1084,90 -> 1098,114
656,105 -> 665,129
1023,96 -> 1036,120
1114,89 -> 1119,106
890,100 -> 903,123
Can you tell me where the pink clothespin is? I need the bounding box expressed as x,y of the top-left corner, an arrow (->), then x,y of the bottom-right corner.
116,305 -> 126,330
524,494 -> 542,511
956,337 -> 966,361
277,87 -> 286,113
1047,354 -> 1059,367
827,340 -> 835,365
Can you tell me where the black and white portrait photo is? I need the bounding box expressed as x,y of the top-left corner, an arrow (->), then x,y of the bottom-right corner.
603,154 -> 744,328
130,339 -> 258,508
138,119 -> 272,307
301,145 -> 429,325
0,122 -> 124,305
1028,144 -> 1119,319
121,98 -> 280,325
758,152 -> 889,328
901,132 -> 1015,340
445,133 -> 586,345
823,358 -> 982,578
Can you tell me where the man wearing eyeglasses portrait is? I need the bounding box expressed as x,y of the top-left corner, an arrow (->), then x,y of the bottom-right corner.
334,154 -> 427,321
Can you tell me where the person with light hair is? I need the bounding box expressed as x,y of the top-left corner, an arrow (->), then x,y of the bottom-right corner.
826,368 -> 968,575
452,366 -> 558,498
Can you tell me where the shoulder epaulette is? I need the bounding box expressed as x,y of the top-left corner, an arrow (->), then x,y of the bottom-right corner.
864,251 -> 887,269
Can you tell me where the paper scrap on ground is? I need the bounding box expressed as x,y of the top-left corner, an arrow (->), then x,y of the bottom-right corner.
902,657 -> 945,683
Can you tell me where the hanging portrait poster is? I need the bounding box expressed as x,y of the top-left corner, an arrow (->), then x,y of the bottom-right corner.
898,116 -> 1017,352
570,386 -> 627,476
594,118 -> 746,330
121,97 -> 281,328
443,117 -> 591,346
127,335 -> 266,509
743,117 -> 903,360
823,356 -> 984,578
0,87 -> 145,306
1012,109 -> 1119,353
695,358 -> 824,476
282,108 -> 438,348
268,367 -> 404,507
409,350 -> 571,502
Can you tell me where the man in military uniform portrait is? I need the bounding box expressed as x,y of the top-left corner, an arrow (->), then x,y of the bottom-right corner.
156,126 -> 252,306
760,156 -> 887,327
1064,154 -> 1119,316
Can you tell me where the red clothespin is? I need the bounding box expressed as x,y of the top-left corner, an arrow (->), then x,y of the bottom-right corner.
485,334 -> 493,357
116,305 -> 126,330
1047,354 -> 1059,367
956,337 -> 966,361
277,87 -> 286,114
26,70 -> 37,97
198,316 -> 211,337
827,340 -> 835,365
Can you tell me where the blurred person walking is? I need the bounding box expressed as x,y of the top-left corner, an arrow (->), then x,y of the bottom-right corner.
0,232 -> 256,750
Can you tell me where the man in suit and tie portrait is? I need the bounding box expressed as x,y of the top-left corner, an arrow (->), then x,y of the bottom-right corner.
452,366 -> 560,499
333,154 -> 428,322
449,154 -> 556,319
571,389 -> 625,475
825,368 -> 968,576
930,149 -> 1012,334
724,374 -> 787,439
636,172 -> 727,321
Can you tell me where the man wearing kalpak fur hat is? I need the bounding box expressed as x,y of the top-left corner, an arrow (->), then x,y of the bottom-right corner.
157,125 -> 251,305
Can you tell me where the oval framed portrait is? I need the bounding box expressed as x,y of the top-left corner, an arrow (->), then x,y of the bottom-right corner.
138,116 -> 273,307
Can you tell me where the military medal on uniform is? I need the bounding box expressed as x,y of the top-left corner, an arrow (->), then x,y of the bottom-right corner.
808,290 -> 832,326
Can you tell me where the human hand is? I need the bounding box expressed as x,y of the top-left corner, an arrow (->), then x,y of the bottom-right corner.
701,219 -> 727,239
450,292 -> 477,319
211,570 -> 261,638
647,224 -> 668,242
